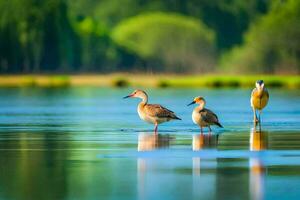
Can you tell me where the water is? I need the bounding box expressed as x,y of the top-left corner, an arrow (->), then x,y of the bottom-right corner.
0,87 -> 299,200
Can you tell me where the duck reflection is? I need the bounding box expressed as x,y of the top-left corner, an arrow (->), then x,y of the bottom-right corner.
137,132 -> 174,200
192,133 -> 219,199
249,127 -> 268,200
137,132 -> 173,151
192,133 -> 219,175
192,133 -> 219,151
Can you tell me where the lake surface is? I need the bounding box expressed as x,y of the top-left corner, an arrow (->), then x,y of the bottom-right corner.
0,87 -> 299,200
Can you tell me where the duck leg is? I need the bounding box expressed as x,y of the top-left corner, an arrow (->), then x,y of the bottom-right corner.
200,126 -> 203,134
258,110 -> 262,125
208,126 -> 212,135
154,123 -> 158,134
253,107 -> 258,125
258,99 -> 262,125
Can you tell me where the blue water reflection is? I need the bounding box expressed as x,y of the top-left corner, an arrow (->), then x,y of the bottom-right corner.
0,87 -> 299,200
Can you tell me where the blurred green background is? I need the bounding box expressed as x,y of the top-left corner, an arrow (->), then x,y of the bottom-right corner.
0,0 -> 299,74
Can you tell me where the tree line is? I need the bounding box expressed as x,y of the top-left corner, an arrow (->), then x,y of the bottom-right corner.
0,0 -> 298,74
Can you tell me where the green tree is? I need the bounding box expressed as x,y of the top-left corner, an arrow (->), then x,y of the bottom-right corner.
0,0 -> 272,73
69,0 -> 268,51
0,0 -> 80,73
221,0 -> 300,74
112,12 -> 216,72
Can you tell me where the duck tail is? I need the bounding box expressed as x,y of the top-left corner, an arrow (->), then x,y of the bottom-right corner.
215,122 -> 223,128
174,115 -> 182,120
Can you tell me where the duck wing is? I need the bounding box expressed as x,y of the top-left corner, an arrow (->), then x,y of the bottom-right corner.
251,88 -> 257,97
145,104 -> 181,120
200,108 -> 223,127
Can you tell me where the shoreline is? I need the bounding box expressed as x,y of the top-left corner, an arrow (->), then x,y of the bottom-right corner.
0,74 -> 298,88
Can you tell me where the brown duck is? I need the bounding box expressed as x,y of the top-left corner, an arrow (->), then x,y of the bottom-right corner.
124,89 -> 181,133
188,96 -> 223,133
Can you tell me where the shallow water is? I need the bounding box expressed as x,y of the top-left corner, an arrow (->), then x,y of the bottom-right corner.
0,87 -> 299,200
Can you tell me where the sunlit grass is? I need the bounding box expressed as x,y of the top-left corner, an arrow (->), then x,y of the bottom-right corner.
0,74 -> 298,88
159,75 -> 300,88
0,75 -> 70,88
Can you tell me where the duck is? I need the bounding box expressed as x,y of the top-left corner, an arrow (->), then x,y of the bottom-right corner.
188,96 -> 223,133
250,80 -> 269,125
123,89 -> 181,133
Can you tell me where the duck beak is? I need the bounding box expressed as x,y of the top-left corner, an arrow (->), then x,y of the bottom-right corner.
187,101 -> 195,106
123,94 -> 133,99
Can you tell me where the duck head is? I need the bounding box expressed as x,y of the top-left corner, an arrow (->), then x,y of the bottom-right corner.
255,80 -> 265,90
123,89 -> 148,100
187,96 -> 206,106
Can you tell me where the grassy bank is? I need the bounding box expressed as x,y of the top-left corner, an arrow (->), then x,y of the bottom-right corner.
0,74 -> 298,88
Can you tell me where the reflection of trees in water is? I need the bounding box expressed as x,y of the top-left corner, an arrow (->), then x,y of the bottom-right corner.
215,160 -> 249,200
0,131 -> 70,200
215,130 -> 250,200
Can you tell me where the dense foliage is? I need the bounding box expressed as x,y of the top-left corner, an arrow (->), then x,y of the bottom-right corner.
112,12 -> 215,72
221,0 -> 300,74
0,0 -> 298,74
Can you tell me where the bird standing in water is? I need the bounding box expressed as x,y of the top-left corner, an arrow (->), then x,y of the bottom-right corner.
123,90 -> 181,133
250,80 -> 269,125
188,96 -> 223,133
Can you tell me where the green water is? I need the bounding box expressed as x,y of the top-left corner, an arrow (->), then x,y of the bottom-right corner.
0,88 -> 299,200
